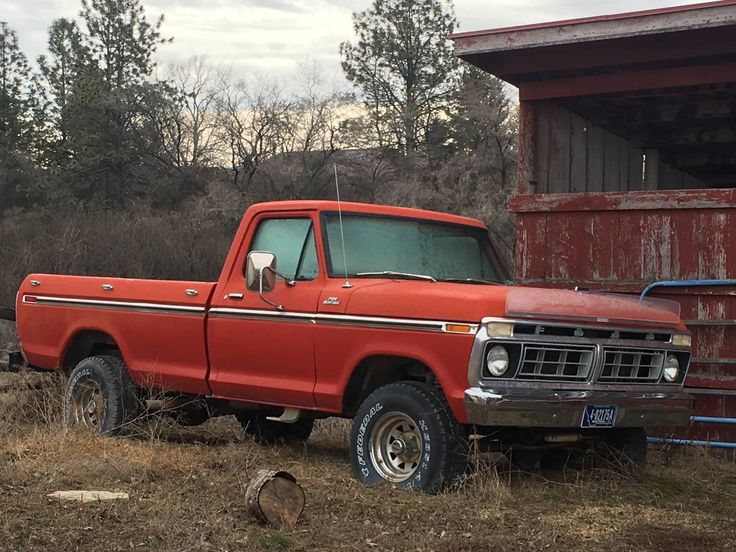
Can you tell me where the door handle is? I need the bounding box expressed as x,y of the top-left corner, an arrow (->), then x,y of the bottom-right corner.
185,289 -> 198,297
227,293 -> 244,300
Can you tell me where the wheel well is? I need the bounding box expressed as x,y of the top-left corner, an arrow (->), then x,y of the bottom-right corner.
61,330 -> 121,375
341,355 -> 437,417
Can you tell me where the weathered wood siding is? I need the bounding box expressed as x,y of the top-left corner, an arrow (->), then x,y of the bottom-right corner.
510,188 -> 736,402
522,101 -> 704,194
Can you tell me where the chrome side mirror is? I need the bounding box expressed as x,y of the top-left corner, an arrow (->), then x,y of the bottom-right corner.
246,251 -> 277,292
245,251 -> 295,311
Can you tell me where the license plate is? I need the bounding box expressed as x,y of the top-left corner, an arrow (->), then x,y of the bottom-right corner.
581,405 -> 618,428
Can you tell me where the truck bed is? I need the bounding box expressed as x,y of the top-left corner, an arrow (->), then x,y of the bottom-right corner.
16,274 -> 217,395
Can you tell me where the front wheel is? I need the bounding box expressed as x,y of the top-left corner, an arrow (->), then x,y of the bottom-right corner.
350,381 -> 468,494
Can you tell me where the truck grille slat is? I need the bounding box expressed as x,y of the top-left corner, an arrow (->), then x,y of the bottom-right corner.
599,349 -> 664,383
517,345 -> 595,382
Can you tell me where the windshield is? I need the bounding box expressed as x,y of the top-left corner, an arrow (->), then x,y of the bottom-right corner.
321,213 -> 501,283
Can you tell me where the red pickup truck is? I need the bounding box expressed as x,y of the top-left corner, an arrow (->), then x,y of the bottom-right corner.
10,200 -> 693,492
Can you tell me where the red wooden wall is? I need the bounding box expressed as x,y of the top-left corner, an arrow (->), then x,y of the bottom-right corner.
510,188 -> 736,439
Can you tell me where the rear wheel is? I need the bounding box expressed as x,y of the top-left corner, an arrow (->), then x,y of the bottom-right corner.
236,413 -> 314,445
64,355 -> 140,435
350,381 -> 468,494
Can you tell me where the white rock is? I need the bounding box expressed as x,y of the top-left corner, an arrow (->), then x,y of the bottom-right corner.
47,490 -> 130,503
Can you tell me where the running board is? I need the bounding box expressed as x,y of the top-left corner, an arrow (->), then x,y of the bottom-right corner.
266,408 -> 302,424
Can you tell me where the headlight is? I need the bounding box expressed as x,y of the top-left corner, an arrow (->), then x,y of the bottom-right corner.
672,334 -> 691,347
663,354 -> 680,382
487,322 -> 514,337
486,346 -> 510,377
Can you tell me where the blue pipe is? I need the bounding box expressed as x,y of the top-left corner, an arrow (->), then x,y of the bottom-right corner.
647,437 -> 736,450
640,279 -> 736,300
691,416 -> 736,425
639,281 -> 736,446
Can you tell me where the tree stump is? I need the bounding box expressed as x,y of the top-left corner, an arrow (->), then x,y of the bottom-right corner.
245,470 -> 305,528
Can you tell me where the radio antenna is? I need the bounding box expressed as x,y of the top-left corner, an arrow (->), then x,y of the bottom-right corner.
334,164 -> 352,289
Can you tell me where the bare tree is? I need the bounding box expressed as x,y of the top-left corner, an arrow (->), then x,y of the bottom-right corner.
156,56 -> 220,171
215,74 -> 293,191
278,62 -> 353,198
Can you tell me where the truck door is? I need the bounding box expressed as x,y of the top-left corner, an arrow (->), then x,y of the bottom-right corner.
207,213 -> 322,407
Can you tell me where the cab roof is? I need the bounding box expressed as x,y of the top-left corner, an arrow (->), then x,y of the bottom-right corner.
247,200 -> 487,229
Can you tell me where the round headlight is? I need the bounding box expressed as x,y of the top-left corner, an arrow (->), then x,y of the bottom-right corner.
486,346 -> 510,377
663,354 -> 680,383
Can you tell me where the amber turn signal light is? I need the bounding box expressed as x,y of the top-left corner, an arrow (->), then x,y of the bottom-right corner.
445,324 -> 473,334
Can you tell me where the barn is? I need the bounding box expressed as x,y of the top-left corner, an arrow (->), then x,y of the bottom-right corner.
451,0 -> 736,445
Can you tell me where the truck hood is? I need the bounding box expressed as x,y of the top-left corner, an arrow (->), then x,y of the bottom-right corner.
343,282 -> 682,329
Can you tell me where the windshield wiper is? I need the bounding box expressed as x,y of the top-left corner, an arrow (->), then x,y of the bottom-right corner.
439,277 -> 502,285
355,271 -> 437,282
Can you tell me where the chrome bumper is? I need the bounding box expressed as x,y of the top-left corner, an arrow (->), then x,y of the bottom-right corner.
464,387 -> 693,428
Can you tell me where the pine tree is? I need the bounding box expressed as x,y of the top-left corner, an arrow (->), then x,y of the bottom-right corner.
59,0 -> 171,203
340,0 -> 459,153
0,21 -> 32,154
36,18 -> 88,168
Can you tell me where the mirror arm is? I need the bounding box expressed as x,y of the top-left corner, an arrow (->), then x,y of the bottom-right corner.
263,267 -> 296,287
268,267 -> 296,287
259,268 -> 285,311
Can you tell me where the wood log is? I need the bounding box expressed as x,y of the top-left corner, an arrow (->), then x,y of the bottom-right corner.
245,470 -> 305,529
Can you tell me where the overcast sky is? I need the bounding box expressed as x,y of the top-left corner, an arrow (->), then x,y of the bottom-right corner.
1,0 -> 702,80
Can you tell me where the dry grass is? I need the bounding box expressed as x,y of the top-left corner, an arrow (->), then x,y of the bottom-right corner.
1,371 -> 736,552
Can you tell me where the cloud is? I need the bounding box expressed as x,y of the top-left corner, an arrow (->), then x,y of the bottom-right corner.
1,0 -> 709,80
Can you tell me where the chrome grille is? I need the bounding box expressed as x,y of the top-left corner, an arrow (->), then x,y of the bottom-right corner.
599,349 -> 664,383
517,345 -> 595,382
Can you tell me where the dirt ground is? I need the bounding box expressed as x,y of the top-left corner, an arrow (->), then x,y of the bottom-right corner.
1,370 -> 736,552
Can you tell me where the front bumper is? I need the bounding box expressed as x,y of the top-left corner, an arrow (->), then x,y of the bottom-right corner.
464,387 -> 693,428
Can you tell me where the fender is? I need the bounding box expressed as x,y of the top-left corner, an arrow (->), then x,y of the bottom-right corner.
314,326 -> 475,422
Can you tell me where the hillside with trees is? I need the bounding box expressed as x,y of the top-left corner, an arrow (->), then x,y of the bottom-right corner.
0,0 -> 517,312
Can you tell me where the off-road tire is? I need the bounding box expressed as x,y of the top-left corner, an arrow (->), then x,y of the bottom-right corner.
64,355 -> 140,436
236,413 -> 314,445
349,381 -> 468,494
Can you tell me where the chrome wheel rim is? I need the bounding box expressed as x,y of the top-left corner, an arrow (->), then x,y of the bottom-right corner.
370,412 -> 423,482
73,381 -> 104,430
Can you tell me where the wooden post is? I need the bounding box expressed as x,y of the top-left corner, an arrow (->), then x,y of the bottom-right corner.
517,100 -> 537,195
245,470 -> 305,529
644,148 -> 660,190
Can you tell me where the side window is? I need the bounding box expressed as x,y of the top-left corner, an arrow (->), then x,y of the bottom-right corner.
248,218 -> 318,281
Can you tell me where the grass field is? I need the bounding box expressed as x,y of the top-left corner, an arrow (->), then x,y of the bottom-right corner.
1,369 -> 736,552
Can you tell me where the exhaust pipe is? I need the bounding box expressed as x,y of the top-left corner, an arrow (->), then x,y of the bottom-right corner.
544,433 -> 583,444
